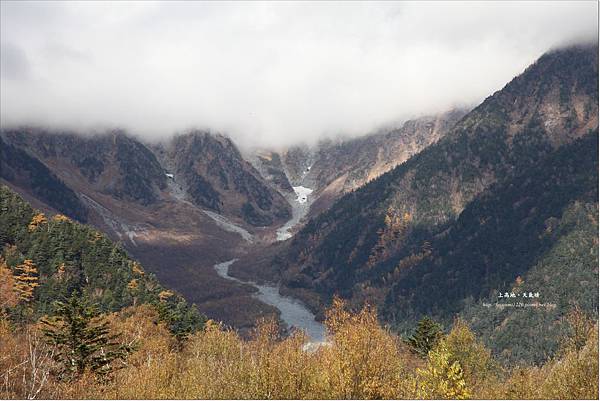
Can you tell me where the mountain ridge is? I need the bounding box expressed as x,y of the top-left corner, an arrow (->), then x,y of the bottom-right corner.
259,44 -> 599,362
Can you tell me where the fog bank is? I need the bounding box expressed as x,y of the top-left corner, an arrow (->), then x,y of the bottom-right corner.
1,1 -> 597,148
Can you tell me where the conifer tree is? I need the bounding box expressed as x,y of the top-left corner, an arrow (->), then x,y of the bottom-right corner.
13,259 -> 39,302
405,316 -> 443,357
41,292 -> 134,380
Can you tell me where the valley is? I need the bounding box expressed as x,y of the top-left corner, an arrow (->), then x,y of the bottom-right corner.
1,107 -> 461,334
1,3 -> 598,399
214,259 -> 326,343
0,44 -> 598,365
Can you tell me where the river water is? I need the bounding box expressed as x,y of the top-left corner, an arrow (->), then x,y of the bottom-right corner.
214,259 -> 326,343
213,180 -> 327,344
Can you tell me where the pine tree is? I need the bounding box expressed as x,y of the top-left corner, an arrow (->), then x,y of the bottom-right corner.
405,316 -> 443,357
41,292 -> 134,380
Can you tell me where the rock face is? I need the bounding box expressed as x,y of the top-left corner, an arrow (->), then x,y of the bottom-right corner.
269,44 -> 598,363
0,136 -> 89,222
1,129 -> 168,207
298,109 -> 466,192
246,110 -> 467,217
156,131 -> 291,227
1,128 -> 293,229
245,150 -> 295,195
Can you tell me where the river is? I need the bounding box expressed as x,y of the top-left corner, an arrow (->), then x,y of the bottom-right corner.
214,259 -> 326,343
213,181 -> 326,343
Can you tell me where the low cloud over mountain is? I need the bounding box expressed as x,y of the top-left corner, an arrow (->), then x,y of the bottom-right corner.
1,1 -> 597,147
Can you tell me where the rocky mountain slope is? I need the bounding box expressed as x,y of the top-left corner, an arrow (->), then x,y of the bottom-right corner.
154,132 -> 291,227
247,110 -> 466,217
0,136 -> 89,222
0,129 -> 289,329
2,129 -> 168,206
266,44 -> 598,363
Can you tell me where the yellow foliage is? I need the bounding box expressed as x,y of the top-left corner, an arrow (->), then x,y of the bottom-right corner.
132,262 -> 145,276
52,214 -> 71,223
443,318 -> 498,390
0,258 -> 18,311
127,279 -> 139,292
0,323 -> 54,399
56,263 -> 66,277
321,299 -> 414,399
417,341 -> 470,399
13,259 -> 39,302
90,232 -> 103,243
158,290 -> 174,302
28,213 -> 48,231
487,324 -> 599,400
0,301 -> 597,399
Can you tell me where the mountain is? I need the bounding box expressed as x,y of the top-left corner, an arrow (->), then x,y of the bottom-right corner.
245,150 -> 295,195
153,131 -> 291,227
2,129 -> 168,206
386,131 -> 598,363
0,136 -> 89,222
0,185 -> 204,336
247,110 -> 466,217
266,44 -> 598,363
297,110 -> 467,214
0,129 -> 288,330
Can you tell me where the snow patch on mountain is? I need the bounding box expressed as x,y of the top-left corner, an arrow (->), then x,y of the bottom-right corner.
276,186 -> 315,241
293,186 -> 313,204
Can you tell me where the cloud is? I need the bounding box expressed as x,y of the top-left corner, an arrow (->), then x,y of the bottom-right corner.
0,42 -> 31,80
1,1 -> 597,148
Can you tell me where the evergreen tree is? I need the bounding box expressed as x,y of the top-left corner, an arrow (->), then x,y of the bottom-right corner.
13,259 -> 39,302
41,292 -> 134,380
405,316 -> 443,357
156,298 -> 205,342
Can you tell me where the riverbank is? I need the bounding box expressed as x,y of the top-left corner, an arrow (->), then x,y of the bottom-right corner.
214,259 -> 326,343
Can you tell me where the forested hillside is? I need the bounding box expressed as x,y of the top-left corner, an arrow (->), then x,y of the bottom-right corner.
0,185 -> 204,336
274,45 -> 599,363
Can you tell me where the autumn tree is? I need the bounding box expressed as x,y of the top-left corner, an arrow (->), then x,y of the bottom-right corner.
13,259 -> 39,303
441,318 -> 498,392
28,212 -> 48,231
0,258 -> 18,316
561,305 -> 594,353
417,341 -> 470,399
322,298 -> 413,399
368,207 -> 412,267
41,293 -> 134,380
52,214 -> 71,223
131,262 -> 145,276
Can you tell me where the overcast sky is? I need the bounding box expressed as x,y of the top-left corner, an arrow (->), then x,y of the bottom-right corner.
1,1 -> 597,148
